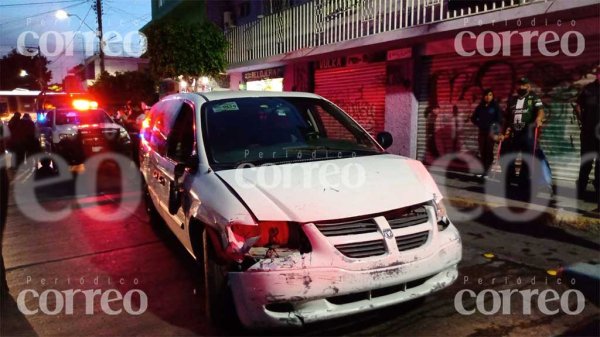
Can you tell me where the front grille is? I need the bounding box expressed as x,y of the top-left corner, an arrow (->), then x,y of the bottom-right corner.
334,239 -> 386,258
315,221 -> 378,237
395,231 -> 429,252
386,205 -> 429,229
79,128 -> 119,148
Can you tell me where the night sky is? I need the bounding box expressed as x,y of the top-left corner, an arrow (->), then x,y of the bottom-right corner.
0,0 -> 151,82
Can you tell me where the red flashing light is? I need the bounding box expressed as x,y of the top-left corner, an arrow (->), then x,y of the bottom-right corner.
72,99 -> 98,111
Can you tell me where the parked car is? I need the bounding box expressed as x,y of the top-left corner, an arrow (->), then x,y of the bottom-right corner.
139,91 -> 462,328
37,99 -> 132,165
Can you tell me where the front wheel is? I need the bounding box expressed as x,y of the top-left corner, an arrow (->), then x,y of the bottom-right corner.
202,228 -> 237,326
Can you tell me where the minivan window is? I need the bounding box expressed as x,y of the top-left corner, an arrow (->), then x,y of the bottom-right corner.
167,102 -> 195,162
202,97 -> 382,169
149,100 -> 183,155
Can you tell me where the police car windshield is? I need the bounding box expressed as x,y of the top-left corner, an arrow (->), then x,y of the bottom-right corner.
55,109 -> 112,125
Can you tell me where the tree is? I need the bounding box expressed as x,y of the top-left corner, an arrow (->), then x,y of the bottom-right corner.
0,49 -> 52,90
144,21 -> 228,84
88,71 -> 157,108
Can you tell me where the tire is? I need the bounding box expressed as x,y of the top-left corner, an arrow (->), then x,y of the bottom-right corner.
202,228 -> 237,326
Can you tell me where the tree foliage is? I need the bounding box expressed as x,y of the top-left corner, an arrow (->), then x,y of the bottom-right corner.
0,49 -> 52,90
88,71 -> 157,107
145,21 -> 229,80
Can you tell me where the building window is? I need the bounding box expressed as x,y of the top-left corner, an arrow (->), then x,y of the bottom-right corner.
158,0 -> 164,8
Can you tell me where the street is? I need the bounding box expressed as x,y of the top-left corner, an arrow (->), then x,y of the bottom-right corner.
2,163 -> 599,336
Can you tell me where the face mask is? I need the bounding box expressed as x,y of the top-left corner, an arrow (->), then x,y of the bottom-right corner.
517,88 -> 527,96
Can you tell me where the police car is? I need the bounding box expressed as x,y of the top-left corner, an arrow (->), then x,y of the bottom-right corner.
37,98 -> 132,165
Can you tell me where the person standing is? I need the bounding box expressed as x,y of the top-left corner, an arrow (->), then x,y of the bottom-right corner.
7,112 -> 24,167
20,113 -> 39,164
471,89 -> 503,176
575,67 -> 600,201
500,77 -> 553,193
0,120 -> 8,295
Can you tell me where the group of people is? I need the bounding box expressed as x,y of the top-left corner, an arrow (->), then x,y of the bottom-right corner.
113,100 -> 148,127
471,72 -> 599,200
7,112 -> 40,167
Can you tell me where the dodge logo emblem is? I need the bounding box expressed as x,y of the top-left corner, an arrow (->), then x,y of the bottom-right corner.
383,229 -> 393,238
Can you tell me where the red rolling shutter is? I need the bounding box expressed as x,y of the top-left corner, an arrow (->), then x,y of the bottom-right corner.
314,62 -> 386,136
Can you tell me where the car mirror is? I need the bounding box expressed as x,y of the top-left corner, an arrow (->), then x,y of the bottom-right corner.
376,131 -> 393,149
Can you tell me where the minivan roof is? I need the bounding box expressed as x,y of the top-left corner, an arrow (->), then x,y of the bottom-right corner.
193,91 -> 322,101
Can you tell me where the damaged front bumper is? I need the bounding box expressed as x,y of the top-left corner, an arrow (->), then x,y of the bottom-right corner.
229,223 -> 461,328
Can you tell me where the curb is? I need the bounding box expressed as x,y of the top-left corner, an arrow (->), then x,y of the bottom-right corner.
446,196 -> 600,233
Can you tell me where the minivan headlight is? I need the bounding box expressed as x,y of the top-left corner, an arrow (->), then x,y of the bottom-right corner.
225,221 -> 311,261
433,198 -> 450,231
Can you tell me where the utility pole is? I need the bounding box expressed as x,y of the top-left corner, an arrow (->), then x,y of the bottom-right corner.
36,46 -> 43,90
94,0 -> 105,74
25,46 -> 44,90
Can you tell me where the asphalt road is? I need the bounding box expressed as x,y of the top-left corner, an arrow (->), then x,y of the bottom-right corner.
1,163 -> 599,336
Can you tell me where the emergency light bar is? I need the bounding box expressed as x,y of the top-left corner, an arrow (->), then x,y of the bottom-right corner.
72,99 -> 98,111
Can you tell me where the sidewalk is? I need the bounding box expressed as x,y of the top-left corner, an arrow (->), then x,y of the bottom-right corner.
430,169 -> 600,234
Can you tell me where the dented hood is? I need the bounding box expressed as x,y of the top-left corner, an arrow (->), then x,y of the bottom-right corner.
215,154 -> 439,223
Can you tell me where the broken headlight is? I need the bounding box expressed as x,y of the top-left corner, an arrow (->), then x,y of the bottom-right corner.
433,198 -> 450,231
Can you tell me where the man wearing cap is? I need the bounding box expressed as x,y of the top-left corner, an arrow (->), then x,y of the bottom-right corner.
500,77 -> 553,193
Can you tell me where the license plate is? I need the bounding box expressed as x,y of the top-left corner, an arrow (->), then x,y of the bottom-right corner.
92,146 -> 103,152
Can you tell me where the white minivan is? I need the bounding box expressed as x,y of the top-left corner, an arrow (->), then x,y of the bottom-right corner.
139,91 -> 461,328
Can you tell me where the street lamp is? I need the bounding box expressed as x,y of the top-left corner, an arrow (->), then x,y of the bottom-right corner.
19,70 -> 28,77
55,9 -> 105,74
55,10 -> 97,34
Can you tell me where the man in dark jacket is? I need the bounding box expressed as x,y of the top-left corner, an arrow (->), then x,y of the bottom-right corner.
20,113 -> 39,163
471,88 -> 503,176
7,112 -> 24,167
575,67 -> 599,201
500,77 -> 553,193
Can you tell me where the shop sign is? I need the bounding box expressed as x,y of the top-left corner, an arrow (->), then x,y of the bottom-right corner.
243,67 -> 285,82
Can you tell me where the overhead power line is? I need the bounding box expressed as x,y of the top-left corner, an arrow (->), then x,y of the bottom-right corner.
0,1 -> 88,26
0,0 -> 84,8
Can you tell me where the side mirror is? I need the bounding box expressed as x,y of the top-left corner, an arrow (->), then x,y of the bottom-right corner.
376,131 -> 393,149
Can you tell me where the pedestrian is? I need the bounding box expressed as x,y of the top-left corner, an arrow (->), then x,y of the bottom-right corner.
500,77 -> 553,194
471,88 -> 503,176
7,112 -> 24,167
575,67 -> 599,201
0,122 -> 8,295
20,113 -> 39,163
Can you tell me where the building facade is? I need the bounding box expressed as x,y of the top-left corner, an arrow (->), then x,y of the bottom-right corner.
222,0 -> 599,182
146,0 -> 599,182
68,55 -> 150,89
